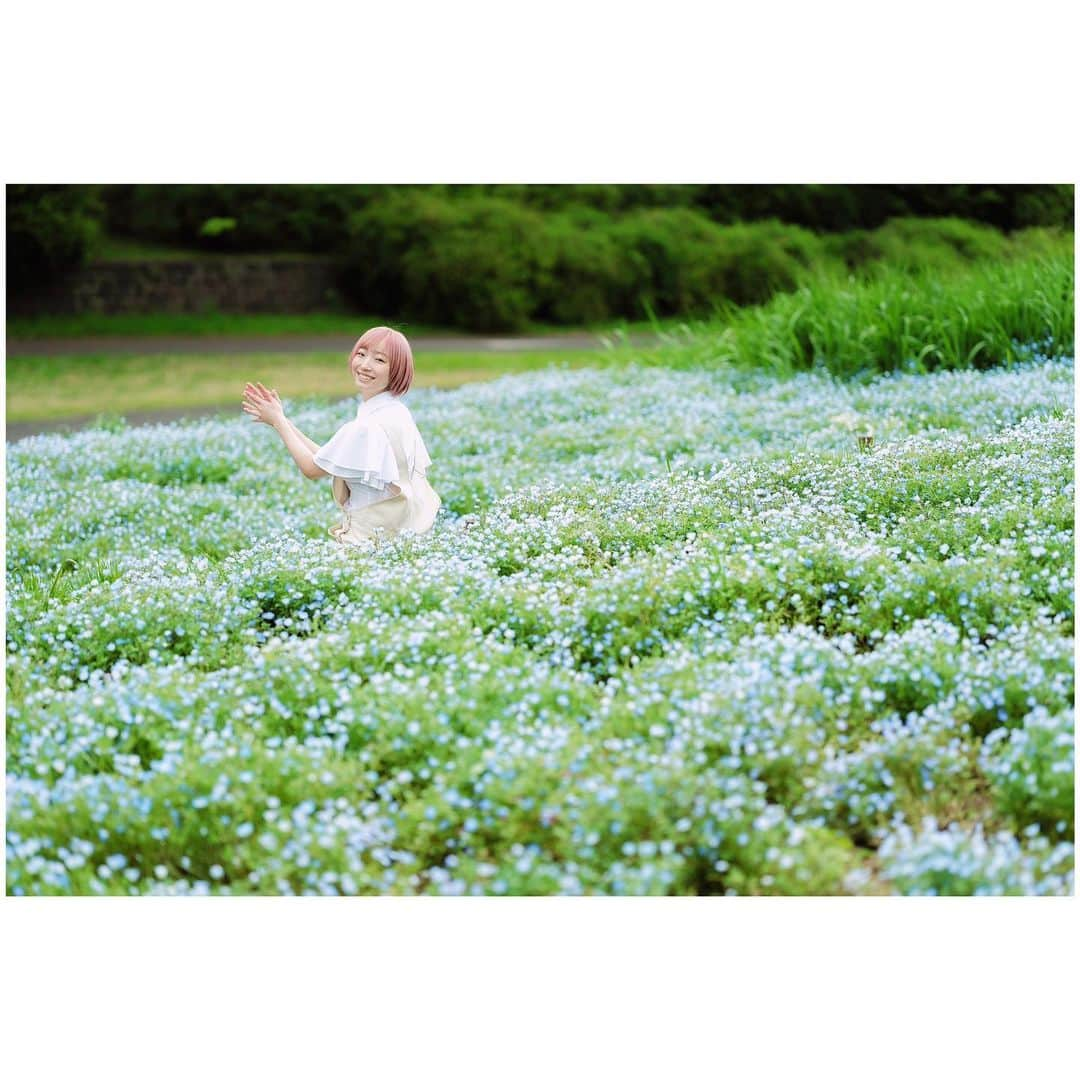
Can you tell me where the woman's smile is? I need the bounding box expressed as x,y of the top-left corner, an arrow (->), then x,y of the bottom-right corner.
352,344 -> 391,396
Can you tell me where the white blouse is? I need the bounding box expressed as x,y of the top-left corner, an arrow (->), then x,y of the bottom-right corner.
313,390 -> 434,511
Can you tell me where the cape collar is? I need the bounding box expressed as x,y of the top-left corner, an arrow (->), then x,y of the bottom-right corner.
356,390 -> 401,420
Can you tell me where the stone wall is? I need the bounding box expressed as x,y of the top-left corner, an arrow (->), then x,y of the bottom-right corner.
9,257 -> 344,315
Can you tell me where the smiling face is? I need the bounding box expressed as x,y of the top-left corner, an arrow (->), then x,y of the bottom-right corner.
350,340 -> 392,400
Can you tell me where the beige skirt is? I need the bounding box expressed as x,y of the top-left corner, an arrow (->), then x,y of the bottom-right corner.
328,473 -> 442,548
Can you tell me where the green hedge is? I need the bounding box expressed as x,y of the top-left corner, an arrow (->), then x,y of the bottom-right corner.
339,191 -> 545,330
532,207 -> 636,325
339,195 -> 834,330
822,217 -> 1010,273
339,192 -> 1073,331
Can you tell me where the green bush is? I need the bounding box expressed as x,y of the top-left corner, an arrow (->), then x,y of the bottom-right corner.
6,185 -> 104,293
399,198 -> 549,331
822,216 -> 1010,274
605,207 -> 718,316
1007,225 -> 1075,260
876,216 -> 1009,266
606,210 -> 825,316
532,208 -> 629,325
707,219 -> 826,305
345,196 -> 832,331
339,189 -> 453,315
342,193 -> 554,331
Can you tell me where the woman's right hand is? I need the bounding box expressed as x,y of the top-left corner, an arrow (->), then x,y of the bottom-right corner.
242,382 -> 286,426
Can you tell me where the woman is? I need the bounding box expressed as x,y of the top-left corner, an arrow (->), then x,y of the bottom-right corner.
242,326 -> 441,548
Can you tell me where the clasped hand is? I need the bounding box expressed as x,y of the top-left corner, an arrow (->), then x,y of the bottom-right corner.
242,382 -> 285,426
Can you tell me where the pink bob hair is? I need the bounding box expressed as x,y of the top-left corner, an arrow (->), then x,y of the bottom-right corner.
350,326 -> 414,396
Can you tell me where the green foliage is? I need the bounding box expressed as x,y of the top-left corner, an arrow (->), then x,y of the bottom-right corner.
342,192 -> 553,331
9,556 -> 122,607
11,184 -> 1075,336
823,216 -> 1009,273
695,183 -> 1074,231
101,183 -> 377,253
700,249 -> 1074,379
6,184 -> 104,293
339,189 -> 453,315
704,218 -> 825,305
342,196 -> 842,330
1011,185 -> 1075,229
1007,225 -> 1075,259
88,412 -> 130,434
399,197 -> 552,332
981,708 -> 1075,838
532,208 -> 633,325
198,217 -> 237,238
607,207 -> 737,315
336,192 -> 1073,332
98,183 -> 1073,257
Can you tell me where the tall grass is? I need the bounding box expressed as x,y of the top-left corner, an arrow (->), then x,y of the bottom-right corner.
9,556 -> 123,606
646,251 -> 1074,379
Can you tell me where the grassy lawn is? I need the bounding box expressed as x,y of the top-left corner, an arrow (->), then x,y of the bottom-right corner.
4,347 -> 658,422
5,310 -> 684,342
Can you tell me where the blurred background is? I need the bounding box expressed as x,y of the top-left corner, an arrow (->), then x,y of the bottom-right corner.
5,183 -> 1075,436
7,183 -> 1074,330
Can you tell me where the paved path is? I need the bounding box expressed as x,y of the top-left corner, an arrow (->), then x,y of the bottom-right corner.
5,330 -> 662,443
6,330 -> 658,357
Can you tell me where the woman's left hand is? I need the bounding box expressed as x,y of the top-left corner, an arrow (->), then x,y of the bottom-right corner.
242,382 -> 286,426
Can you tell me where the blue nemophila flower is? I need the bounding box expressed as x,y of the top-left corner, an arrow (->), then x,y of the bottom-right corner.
4,352 -> 1073,895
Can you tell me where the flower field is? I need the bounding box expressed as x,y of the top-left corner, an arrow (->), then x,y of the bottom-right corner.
5,344 -> 1075,895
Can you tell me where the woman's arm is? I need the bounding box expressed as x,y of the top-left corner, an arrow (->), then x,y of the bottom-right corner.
242,382 -> 328,479
285,416 -> 322,456
265,388 -> 322,457
253,385 -> 321,454
271,417 -> 329,479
